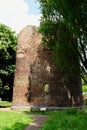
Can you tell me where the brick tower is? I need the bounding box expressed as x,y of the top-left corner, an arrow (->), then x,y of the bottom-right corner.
12,25 -> 83,110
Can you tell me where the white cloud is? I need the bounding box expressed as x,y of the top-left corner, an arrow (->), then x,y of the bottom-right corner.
0,0 -> 40,33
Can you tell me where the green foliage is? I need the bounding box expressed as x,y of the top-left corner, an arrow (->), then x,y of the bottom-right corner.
0,111 -> 32,130
82,77 -> 87,92
38,0 -> 87,84
41,109 -> 87,130
82,85 -> 87,92
0,23 -> 17,101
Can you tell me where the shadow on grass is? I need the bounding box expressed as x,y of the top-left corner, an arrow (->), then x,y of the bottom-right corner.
23,110 -> 58,115
2,122 -> 29,130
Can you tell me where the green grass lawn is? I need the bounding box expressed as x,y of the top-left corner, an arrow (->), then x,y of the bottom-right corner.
0,101 -> 12,107
41,109 -> 87,130
0,111 -> 32,130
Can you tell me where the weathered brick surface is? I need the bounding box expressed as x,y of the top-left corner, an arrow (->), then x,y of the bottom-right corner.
12,25 -> 83,109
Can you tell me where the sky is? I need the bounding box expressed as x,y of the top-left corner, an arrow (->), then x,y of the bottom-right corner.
0,0 -> 40,33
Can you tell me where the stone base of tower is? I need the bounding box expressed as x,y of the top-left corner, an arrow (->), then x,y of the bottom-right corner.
11,104 -> 83,111
30,105 -> 83,111
11,104 -> 31,110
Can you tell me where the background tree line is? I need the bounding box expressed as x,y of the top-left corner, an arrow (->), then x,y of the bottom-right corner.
0,23 -> 17,101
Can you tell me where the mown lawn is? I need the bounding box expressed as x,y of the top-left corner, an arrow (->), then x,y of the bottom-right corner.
41,109 -> 87,130
0,101 -> 12,107
0,111 -> 32,130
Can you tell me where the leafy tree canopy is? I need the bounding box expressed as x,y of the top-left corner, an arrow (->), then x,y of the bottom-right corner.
0,23 -> 17,101
38,0 -> 87,83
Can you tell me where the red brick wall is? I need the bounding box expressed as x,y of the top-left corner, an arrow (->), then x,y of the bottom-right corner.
12,25 -> 83,108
